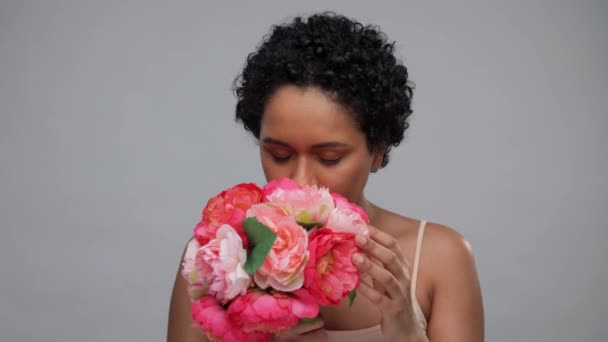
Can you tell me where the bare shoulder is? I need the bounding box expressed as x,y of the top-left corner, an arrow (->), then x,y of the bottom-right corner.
378,207 -> 470,251
403,218 -> 478,285
373,207 -> 481,322
373,206 -> 477,270
419,222 -> 484,340
423,222 -> 476,262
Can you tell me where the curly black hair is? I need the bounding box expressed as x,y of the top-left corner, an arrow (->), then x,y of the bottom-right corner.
233,12 -> 414,168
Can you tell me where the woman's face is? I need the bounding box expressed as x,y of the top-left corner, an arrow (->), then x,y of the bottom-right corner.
259,85 -> 383,205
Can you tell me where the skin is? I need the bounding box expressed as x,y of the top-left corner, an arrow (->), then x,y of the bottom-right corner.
167,85 -> 484,341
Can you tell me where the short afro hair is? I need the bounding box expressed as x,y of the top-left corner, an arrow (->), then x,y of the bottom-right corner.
233,12 -> 414,168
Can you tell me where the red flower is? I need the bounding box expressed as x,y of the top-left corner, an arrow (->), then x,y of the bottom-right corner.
227,289 -> 319,335
304,228 -> 361,305
194,183 -> 264,246
191,296 -> 270,342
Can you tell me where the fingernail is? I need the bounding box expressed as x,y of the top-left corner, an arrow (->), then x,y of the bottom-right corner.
353,253 -> 363,264
355,235 -> 367,246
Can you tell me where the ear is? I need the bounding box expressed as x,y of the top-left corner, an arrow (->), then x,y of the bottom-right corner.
370,146 -> 385,173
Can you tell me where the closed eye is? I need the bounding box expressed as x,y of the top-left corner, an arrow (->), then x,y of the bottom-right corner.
271,154 -> 292,163
319,157 -> 342,166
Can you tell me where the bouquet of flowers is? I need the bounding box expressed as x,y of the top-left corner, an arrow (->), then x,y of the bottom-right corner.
181,178 -> 370,341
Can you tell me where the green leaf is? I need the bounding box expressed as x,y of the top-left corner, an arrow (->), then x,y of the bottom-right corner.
243,217 -> 277,274
300,317 -> 318,324
349,290 -> 357,308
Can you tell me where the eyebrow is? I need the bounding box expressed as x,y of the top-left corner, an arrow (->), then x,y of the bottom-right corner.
262,137 -> 350,149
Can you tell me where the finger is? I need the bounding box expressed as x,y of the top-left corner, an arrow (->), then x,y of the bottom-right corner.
366,225 -> 414,279
361,256 -> 389,294
372,275 -> 388,296
355,234 -> 408,283
366,225 -> 406,264
353,252 -> 403,299
358,276 -> 411,320
356,278 -> 389,306
360,273 -> 386,302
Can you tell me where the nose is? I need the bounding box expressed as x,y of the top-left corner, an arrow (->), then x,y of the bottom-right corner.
291,157 -> 317,187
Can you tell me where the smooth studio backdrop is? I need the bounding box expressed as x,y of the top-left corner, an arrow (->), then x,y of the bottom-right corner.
1,1 -> 606,341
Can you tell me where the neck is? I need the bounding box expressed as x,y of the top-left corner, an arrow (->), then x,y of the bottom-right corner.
358,195 -> 379,225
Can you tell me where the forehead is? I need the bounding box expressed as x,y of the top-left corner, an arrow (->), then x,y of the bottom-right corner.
260,86 -> 364,146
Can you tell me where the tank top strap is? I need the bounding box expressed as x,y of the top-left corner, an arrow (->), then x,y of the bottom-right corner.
410,220 -> 427,301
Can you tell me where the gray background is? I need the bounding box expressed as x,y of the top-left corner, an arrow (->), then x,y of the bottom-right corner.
1,0 -> 606,341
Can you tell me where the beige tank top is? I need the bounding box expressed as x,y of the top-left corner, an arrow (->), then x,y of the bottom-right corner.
325,220 -> 428,341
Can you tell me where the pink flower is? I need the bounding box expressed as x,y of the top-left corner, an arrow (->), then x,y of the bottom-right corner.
262,178 -> 300,196
247,203 -> 309,291
246,202 -> 288,223
264,180 -> 335,227
304,228 -> 361,305
227,289 -> 319,335
325,193 -> 369,236
194,183 -> 264,246
196,225 -> 251,303
192,296 -> 270,342
182,238 -> 202,281
331,193 -> 370,223
325,208 -> 370,236
181,239 -> 208,301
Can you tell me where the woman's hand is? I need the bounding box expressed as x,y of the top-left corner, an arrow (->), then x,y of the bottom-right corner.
352,225 -> 427,341
272,319 -> 328,341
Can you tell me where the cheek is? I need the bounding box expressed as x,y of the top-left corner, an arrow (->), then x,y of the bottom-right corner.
316,156 -> 372,203
259,152 -> 287,182
321,166 -> 369,202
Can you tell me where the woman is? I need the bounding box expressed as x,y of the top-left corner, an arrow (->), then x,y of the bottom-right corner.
168,12 -> 484,342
